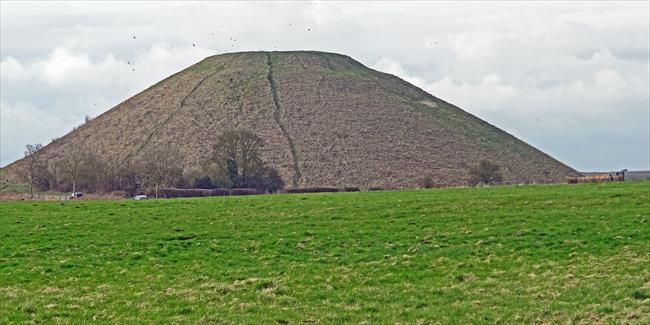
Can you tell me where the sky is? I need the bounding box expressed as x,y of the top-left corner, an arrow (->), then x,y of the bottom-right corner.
1,1 -> 649,171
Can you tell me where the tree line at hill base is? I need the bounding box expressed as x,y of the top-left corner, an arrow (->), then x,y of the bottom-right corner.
14,129 -> 503,198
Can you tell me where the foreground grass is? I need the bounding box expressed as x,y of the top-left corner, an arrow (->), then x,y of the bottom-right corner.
1,182 -> 649,324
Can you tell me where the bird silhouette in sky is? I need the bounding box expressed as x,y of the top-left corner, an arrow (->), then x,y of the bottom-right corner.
132,35 -> 136,39
193,44 -> 196,47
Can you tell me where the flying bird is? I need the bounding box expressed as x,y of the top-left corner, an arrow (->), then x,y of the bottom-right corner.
193,43 -> 196,47
307,28 -> 311,32
132,36 -> 136,39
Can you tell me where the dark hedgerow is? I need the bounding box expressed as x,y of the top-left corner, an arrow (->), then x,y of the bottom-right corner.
285,187 -> 340,194
157,188 -> 257,198
229,188 -> 259,196
158,188 -> 212,198
193,176 -> 215,189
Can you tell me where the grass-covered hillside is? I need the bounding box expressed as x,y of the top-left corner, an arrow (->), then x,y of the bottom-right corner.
1,182 -> 649,323
2,51 -> 578,189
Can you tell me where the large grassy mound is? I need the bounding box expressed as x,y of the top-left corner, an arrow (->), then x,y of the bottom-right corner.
2,51 -> 578,188
1,182 -> 649,323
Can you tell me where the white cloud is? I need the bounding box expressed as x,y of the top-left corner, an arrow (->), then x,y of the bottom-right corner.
0,43 -> 219,166
428,74 -> 517,111
0,101 -> 68,164
448,30 -> 516,61
2,43 -> 214,88
0,56 -> 32,80
35,47 -> 118,86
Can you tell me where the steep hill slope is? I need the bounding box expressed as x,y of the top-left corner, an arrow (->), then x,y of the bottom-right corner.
2,51 -> 579,188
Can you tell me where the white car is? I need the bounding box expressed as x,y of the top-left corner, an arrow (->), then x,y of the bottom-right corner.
134,195 -> 148,200
69,192 -> 83,199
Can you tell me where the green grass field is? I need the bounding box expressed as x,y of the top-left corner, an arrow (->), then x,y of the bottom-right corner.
1,182 -> 649,324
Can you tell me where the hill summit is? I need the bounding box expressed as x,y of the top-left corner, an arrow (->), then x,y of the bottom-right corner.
3,51 -> 578,188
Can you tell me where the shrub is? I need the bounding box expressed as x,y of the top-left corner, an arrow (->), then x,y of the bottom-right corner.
420,176 -> 435,189
239,166 -> 284,193
194,176 -> 215,189
468,160 -> 503,186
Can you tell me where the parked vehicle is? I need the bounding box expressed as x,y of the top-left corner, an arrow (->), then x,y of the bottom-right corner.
69,192 -> 83,199
134,195 -> 148,200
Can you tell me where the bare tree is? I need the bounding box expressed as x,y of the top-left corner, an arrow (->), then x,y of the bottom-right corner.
137,143 -> 183,198
45,160 -> 62,191
21,143 -> 44,198
104,156 -> 122,192
468,160 -> 503,186
83,147 -> 106,193
61,141 -> 88,194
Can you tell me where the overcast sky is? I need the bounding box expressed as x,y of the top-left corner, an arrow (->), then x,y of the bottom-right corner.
1,1 -> 648,171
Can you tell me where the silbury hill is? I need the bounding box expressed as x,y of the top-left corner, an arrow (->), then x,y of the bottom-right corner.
2,51 -> 579,188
